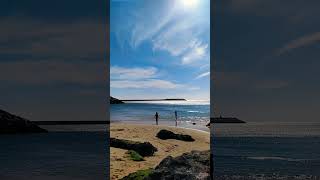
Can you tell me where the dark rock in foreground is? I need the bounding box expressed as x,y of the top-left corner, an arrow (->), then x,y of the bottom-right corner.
110,96 -> 124,104
156,129 -> 195,142
110,138 -> 157,156
146,150 -> 210,180
0,109 -> 48,134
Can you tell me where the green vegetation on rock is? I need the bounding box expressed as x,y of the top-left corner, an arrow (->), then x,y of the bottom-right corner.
127,150 -> 144,161
121,168 -> 153,180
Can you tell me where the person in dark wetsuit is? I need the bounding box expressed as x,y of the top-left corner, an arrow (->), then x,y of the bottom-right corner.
174,110 -> 178,127
155,112 -> 159,125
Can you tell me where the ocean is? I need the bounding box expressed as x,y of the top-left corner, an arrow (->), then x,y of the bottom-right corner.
0,129 -> 108,180
110,100 -> 210,132
212,122 -> 320,179
2,113 -> 318,179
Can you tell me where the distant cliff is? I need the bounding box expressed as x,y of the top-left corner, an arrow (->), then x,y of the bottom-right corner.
0,109 -> 48,134
110,96 -> 124,104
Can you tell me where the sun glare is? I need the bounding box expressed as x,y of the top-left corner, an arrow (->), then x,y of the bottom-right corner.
179,0 -> 199,10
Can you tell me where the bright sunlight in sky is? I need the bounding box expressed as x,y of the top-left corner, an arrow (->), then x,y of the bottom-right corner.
111,0 -> 210,100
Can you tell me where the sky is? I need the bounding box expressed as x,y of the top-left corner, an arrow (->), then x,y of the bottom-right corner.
213,0 -> 320,122
1,0 -> 318,123
0,0 -> 108,121
110,0 -> 210,100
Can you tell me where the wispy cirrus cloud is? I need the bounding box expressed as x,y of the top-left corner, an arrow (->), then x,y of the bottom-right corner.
230,0 -> 320,25
111,66 -> 157,80
0,61 -> 106,85
195,71 -> 210,80
0,17 -> 106,59
277,32 -> 320,55
0,17 -> 107,87
182,40 -> 208,65
113,0 -> 209,66
110,66 -> 197,90
111,79 -> 183,89
111,1 -> 209,99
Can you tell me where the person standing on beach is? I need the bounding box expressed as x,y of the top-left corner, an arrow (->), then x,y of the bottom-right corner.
174,110 -> 178,127
155,112 -> 159,125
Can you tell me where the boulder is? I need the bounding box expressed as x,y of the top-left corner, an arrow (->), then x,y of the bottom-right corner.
110,138 -> 157,156
146,150 -> 210,180
156,129 -> 195,142
0,109 -> 48,134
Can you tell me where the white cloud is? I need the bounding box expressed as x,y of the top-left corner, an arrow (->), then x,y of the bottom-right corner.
110,66 -> 157,80
152,19 -> 201,56
152,19 -> 209,66
110,66 -> 201,90
110,66 -> 182,89
195,71 -> 210,79
0,17 -> 106,58
113,0 -> 210,66
0,61 -> 105,85
182,40 -> 208,65
129,1 -> 175,48
111,79 -> 183,89
150,15 -> 209,66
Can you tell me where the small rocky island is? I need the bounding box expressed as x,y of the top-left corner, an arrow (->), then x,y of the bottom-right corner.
110,96 -> 124,104
110,97 -> 187,104
0,109 -> 48,134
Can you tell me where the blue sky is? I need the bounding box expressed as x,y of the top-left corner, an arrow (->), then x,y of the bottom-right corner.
0,0 -> 107,121
110,0 -> 210,100
213,0 -> 320,122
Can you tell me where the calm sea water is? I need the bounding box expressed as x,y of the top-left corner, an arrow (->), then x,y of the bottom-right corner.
0,131 -> 108,180
111,100 -> 210,131
212,122 -> 320,179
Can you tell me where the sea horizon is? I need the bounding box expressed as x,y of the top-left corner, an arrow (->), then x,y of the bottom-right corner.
111,100 -> 210,132
213,121 -> 320,137
212,122 -> 320,179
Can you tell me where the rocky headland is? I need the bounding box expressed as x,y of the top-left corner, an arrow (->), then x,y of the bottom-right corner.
0,109 -> 48,134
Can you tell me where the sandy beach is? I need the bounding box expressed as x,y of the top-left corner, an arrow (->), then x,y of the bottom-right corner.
110,123 -> 210,179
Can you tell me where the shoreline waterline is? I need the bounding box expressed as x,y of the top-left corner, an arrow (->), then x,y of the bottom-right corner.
111,119 -> 210,132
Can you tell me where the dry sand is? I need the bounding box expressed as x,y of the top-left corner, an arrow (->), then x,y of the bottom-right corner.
110,123 -> 210,180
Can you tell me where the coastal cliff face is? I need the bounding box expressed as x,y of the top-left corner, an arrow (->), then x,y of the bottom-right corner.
0,109 -> 48,134
146,150 -> 210,180
110,96 -> 124,104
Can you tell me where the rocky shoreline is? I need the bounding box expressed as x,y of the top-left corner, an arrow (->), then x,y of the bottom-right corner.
0,109 -> 47,134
